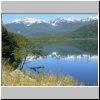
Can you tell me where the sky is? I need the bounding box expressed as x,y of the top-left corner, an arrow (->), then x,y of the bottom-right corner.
2,14 -> 98,24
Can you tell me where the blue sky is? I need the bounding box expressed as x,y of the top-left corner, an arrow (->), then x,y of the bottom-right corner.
2,14 -> 98,24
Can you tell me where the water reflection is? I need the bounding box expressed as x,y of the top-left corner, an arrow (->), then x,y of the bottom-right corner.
25,52 -> 98,62
19,52 -> 98,86
38,39 -> 98,55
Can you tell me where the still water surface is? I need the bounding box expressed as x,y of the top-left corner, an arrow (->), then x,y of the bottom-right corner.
19,40 -> 98,86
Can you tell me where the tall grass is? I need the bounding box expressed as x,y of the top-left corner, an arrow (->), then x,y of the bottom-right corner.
2,64 -> 84,86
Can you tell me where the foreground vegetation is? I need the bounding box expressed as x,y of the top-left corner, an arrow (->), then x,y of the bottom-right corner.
2,63 -> 84,86
2,26 -> 43,70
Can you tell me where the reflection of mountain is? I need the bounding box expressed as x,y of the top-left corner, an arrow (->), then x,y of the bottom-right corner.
26,52 -> 98,62
38,39 -> 98,55
4,17 -> 98,38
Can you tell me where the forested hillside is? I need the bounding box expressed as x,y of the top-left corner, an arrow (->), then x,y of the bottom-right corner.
69,22 -> 98,38
33,22 -> 98,41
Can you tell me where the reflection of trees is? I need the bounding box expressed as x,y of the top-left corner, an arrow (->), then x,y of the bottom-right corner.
30,66 -> 45,73
69,40 -> 98,55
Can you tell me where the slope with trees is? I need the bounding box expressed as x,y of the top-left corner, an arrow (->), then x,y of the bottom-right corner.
2,26 -> 43,69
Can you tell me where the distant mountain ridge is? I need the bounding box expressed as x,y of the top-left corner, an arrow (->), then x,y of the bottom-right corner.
6,16 -> 98,26
35,22 -> 98,40
4,16 -> 98,38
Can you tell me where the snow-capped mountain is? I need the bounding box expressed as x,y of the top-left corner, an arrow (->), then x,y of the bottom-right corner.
6,16 -> 98,26
11,18 -> 46,26
4,16 -> 98,38
49,16 -> 98,26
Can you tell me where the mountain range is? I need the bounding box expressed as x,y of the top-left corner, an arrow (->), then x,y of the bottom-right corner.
4,16 -> 98,38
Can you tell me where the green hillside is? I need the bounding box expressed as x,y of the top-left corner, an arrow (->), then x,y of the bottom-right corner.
69,22 -> 98,38
33,22 -> 98,41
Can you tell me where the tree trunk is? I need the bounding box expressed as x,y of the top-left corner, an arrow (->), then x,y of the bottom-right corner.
20,56 -> 27,70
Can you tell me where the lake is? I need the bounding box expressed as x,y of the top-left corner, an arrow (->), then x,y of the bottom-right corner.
19,39 -> 98,86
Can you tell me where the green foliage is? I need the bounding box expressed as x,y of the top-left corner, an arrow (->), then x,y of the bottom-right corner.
2,26 -> 18,64
2,26 -> 43,69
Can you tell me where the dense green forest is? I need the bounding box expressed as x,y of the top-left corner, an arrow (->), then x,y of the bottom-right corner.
2,26 -> 27,68
2,26 -> 43,69
69,22 -> 98,38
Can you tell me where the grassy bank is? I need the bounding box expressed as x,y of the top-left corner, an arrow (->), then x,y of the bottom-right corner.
2,64 -> 84,86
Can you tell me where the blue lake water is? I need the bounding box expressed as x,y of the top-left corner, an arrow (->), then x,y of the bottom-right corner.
19,54 -> 98,86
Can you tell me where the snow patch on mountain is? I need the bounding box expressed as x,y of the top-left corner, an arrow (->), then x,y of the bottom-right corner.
7,16 -> 98,26
12,18 -> 46,26
49,16 -> 98,26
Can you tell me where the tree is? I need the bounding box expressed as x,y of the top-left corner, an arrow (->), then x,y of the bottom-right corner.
2,26 -> 18,64
14,41 -> 43,70
2,26 -> 43,70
